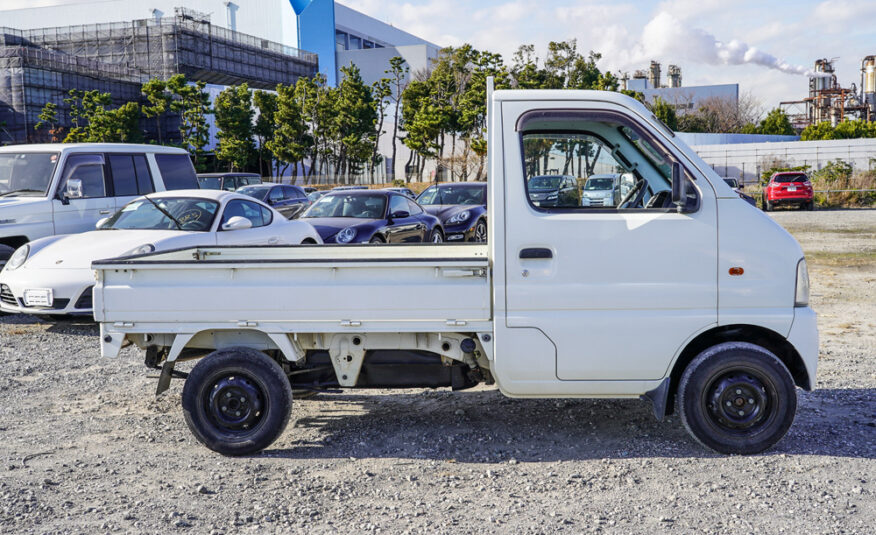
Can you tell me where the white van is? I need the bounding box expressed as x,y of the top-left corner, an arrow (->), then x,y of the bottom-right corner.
0,144 -> 199,269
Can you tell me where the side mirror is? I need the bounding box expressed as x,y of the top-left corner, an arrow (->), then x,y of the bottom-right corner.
221,216 -> 253,231
389,210 -> 410,220
65,179 -> 83,200
95,217 -> 109,229
671,163 -> 686,212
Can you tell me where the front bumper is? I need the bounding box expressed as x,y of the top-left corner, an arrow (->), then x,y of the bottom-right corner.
0,268 -> 95,316
444,222 -> 480,242
787,306 -> 819,390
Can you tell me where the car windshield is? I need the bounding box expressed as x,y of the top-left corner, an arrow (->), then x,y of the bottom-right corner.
529,176 -> 562,189
307,191 -> 325,202
774,174 -> 808,183
237,186 -> 270,201
0,152 -> 59,196
418,186 -> 485,205
584,178 -> 614,190
723,178 -> 738,188
103,197 -> 219,231
304,194 -> 386,219
197,177 -> 222,189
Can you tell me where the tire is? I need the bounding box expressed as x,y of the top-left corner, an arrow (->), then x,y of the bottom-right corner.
806,201 -> 815,211
677,342 -> 796,455
182,347 -> 293,456
369,235 -> 385,244
429,228 -> 444,243
472,219 -> 487,243
763,199 -> 771,212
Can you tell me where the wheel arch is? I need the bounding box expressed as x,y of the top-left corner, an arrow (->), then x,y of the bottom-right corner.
0,236 -> 29,251
665,324 -> 810,414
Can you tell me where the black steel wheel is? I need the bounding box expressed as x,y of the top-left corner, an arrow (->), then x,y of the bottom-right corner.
678,342 -> 796,455
472,219 -> 487,243
182,347 -> 292,456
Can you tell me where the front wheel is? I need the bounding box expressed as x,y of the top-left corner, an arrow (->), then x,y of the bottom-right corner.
678,342 -> 796,455
182,347 -> 292,456
429,228 -> 444,243
472,220 -> 487,243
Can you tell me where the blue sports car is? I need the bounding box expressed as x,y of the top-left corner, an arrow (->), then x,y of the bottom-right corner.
301,190 -> 444,244
416,182 -> 487,242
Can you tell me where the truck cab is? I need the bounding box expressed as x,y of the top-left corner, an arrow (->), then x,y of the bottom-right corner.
93,89 -> 817,457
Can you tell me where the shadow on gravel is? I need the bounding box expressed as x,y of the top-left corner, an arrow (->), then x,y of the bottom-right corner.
0,313 -> 97,335
264,387 -> 876,462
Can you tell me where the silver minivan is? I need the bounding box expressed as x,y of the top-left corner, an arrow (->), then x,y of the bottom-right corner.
0,143 -> 198,269
581,173 -> 620,207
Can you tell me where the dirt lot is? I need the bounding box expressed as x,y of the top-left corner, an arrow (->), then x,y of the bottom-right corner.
1,209 -> 874,534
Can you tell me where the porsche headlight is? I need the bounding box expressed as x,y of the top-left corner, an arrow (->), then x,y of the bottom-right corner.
447,211 -> 471,224
5,244 -> 29,270
123,243 -> 155,257
336,227 -> 357,244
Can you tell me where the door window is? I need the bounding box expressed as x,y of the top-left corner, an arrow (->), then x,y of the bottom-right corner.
133,155 -> 154,194
59,154 -> 106,198
268,187 -> 285,203
520,112 -> 692,211
220,199 -> 271,229
108,155 -> 138,196
389,195 -> 408,216
155,154 -> 198,190
406,199 -> 424,215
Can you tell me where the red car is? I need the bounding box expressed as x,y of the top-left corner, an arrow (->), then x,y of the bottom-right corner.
763,172 -> 814,211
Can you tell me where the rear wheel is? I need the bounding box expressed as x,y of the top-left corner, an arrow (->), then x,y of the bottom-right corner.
763,198 -> 771,211
678,342 -> 796,455
806,201 -> 815,211
182,347 -> 292,456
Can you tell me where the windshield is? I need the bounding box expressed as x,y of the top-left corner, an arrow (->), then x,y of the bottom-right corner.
529,176 -> 562,189
198,177 -> 222,189
307,191 -> 325,202
723,178 -> 738,188
0,152 -> 59,196
237,186 -> 270,201
584,178 -> 615,190
303,194 -> 387,219
103,197 -> 219,231
418,185 -> 485,206
774,174 -> 808,183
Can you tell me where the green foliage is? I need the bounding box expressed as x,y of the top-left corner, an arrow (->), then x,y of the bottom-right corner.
266,83 -> 310,178
214,84 -> 255,171
333,64 -> 378,177
253,90 -> 279,176
385,56 -> 409,180
61,89 -> 141,143
759,108 -> 795,135
141,78 -> 172,143
648,97 -> 678,131
811,159 -> 853,185
801,119 -> 876,141
35,102 -> 63,141
167,75 -> 211,165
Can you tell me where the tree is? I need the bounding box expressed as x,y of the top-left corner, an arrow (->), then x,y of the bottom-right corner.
758,108 -> 795,135
649,97 -> 678,131
267,83 -> 310,179
87,101 -> 142,143
333,64 -> 377,180
253,90 -> 279,176
401,79 -> 442,181
385,56 -> 409,180
141,78 -> 172,144
370,77 -> 391,181
214,84 -> 255,172
34,102 -> 62,141
511,44 -> 547,89
167,74 -> 211,168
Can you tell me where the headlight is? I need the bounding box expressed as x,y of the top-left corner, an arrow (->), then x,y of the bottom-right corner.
5,244 -> 29,270
795,258 -> 809,307
123,244 -> 155,257
546,192 -> 558,200
447,211 -> 471,224
336,227 -> 357,243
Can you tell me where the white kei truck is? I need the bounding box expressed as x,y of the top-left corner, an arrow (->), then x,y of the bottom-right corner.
94,86 -> 818,456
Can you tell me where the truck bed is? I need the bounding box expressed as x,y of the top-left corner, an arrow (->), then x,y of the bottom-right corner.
92,244 -> 492,332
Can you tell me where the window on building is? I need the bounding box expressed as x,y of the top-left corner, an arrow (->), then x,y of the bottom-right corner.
348,36 -> 362,50
335,31 -> 347,51
363,40 -> 375,49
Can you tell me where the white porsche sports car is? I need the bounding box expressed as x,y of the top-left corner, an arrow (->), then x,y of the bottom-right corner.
0,189 -> 322,317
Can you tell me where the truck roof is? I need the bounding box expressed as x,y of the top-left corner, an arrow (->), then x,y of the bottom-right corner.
0,143 -> 189,154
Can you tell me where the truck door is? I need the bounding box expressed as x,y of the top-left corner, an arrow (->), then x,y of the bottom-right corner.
501,104 -> 718,381
52,154 -> 116,235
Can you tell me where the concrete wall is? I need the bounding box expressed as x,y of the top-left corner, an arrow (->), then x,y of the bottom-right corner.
691,138 -> 876,186
337,44 -> 437,86
678,133 -> 800,146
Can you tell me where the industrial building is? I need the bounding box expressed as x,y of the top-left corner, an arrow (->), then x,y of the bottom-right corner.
624,61 -> 739,114
780,57 -> 876,130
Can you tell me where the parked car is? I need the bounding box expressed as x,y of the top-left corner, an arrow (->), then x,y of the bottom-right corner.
331,185 -> 368,191
237,183 -> 310,219
0,143 -> 199,271
763,172 -> 814,211
307,190 -> 329,203
581,174 -> 620,207
302,187 -> 318,194
197,172 -> 261,191
416,182 -> 487,242
0,190 -> 321,317
301,190 -> 443,243
383,186 -> 416,198
526,175 -> 579,207
724,177 -> 757,207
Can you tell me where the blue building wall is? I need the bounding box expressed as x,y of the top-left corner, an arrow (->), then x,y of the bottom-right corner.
293,0 -> 337,85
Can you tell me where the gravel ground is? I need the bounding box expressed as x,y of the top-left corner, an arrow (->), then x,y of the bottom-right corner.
1,209 -> 874,534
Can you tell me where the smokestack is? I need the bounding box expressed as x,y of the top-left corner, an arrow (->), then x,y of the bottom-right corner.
649,61 -> 661,88
668,64 -> 682,88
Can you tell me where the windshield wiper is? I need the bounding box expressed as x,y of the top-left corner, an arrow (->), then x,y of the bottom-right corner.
142,195 -> 183,230
0,189 -> 44,197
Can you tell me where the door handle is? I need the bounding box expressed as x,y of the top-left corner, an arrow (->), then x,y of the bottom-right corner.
99,210 -> 112,215
519,247 -> 552,259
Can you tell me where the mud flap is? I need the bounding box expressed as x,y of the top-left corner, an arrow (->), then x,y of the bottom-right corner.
156,360 -> 176,396
640,377 -> 671,421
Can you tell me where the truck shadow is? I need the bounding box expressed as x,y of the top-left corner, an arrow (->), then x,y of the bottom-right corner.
265,387 -> 875,462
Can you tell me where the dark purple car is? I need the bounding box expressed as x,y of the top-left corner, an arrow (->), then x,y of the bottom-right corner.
300,190 -> 444,244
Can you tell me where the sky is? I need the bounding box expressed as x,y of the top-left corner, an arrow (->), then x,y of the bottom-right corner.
341,0 -> 876,114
